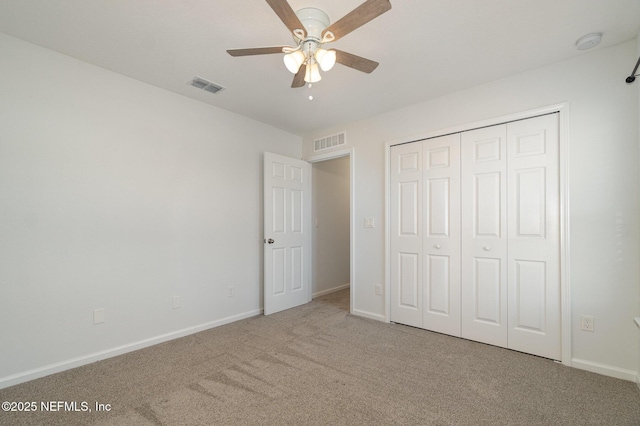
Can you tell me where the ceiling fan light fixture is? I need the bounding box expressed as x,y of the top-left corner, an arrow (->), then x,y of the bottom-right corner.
315,48 -> 336,71
284,50 -> 306,73
304,62 -> 322,83
227,0 -> 392,88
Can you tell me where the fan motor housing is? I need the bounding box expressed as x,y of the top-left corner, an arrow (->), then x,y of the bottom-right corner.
295,8 -> 330,42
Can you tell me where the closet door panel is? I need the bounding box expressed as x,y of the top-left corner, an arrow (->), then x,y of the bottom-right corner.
389,113 -> 561,361
390,143 -> 423,327
474,257 -> 502,324
461,125 -> 508,347
507,114 -> 561,360
423,134 -> 461,336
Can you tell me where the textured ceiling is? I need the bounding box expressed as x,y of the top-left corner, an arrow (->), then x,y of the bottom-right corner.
1,0 -> 639,136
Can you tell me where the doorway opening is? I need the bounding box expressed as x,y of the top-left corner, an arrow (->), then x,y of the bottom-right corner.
307,149 -> 354,314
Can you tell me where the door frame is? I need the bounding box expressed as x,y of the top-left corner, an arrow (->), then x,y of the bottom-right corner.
305,148 -> 355,314
384,103 -> 571,365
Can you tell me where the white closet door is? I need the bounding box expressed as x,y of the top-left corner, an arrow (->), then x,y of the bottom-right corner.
507,114 -> 561,360
390,143 -> 423,327
461,125 -> 508,347
423,134 -> 461,336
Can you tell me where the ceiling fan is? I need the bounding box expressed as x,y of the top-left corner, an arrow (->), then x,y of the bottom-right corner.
227,0 -> 392,88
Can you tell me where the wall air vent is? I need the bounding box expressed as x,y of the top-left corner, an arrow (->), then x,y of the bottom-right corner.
189,76 -> 225,94
314,131 -> 346,152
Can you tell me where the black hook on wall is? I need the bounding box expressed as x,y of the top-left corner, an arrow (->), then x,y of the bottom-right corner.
625,56 -> 640,83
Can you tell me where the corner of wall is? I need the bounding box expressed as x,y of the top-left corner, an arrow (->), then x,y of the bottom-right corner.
636,318 -> 640,390
637,29 -> 640,393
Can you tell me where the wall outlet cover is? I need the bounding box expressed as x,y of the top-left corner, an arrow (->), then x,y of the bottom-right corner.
580,315 -> 594,332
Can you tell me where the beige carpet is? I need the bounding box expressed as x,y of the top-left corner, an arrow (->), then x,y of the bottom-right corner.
1,289 -> 639,425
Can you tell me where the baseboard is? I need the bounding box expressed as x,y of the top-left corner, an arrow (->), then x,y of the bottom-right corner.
352,308 -> 385,322
0,308 -> 261,390
312,283 -> 350,298
571,358 -> 638,382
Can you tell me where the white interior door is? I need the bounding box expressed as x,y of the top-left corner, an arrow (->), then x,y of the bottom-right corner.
461,124 -> 508,347
390,143 -> 423,327
389,113 -> 561,360
423,134 -> 461,336
507,114 -> 561,360
264,152 -> 311,315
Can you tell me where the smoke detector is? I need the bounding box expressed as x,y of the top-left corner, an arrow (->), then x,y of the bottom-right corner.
575,33 -> 602,50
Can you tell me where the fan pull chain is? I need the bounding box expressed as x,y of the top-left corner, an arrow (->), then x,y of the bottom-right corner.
306,41 -> 313,100
307,83 -> 313,101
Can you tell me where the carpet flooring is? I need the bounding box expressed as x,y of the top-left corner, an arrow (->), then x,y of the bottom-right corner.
1,289 -> 639,425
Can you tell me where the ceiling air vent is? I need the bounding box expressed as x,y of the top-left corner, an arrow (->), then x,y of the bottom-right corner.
314,131 -> 346,152
189,76 -> 225,94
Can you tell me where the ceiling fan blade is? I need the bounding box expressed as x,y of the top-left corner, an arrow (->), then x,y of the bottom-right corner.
322,0 -> 391,41
227,46 -> 287,56
291,64 -> 307,88
265,0 -> 306,38
335,49 -> 379,73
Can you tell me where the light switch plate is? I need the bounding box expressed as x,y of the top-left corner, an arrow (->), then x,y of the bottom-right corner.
93,308 -> 104,324
364,217 -> 374,228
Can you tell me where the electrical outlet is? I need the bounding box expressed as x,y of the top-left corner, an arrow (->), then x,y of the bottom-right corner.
375,285 -> 382,296
228,285 -> 234,297
172,296 -> 180,309
580,315 -> 594,332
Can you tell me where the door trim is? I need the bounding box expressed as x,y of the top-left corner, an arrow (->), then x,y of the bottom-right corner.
384,103 -> 571,366
305,148 -> 356,315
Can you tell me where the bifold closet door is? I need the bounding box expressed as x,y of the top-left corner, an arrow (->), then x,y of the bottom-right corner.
391,113 -> 560,360
506,114 -> 560,360
390,135 -> 461,334
390,143 -> 423,328
423,134 -> 461,336
461,125 -> 509,347
460,115 -> 560,359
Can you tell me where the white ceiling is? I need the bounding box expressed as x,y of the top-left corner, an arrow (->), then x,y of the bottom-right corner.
1,1 -> 639,136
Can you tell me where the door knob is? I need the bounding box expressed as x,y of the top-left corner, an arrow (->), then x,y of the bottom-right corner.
435,244 -> 441,249
483,246 -> 491,251
266,238 -> 274,244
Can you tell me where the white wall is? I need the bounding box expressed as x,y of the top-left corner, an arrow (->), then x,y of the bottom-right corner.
0,33 -> 301,388
302,40 -> 640,379
637,31 -> 640,389
312,156 -> 350,296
